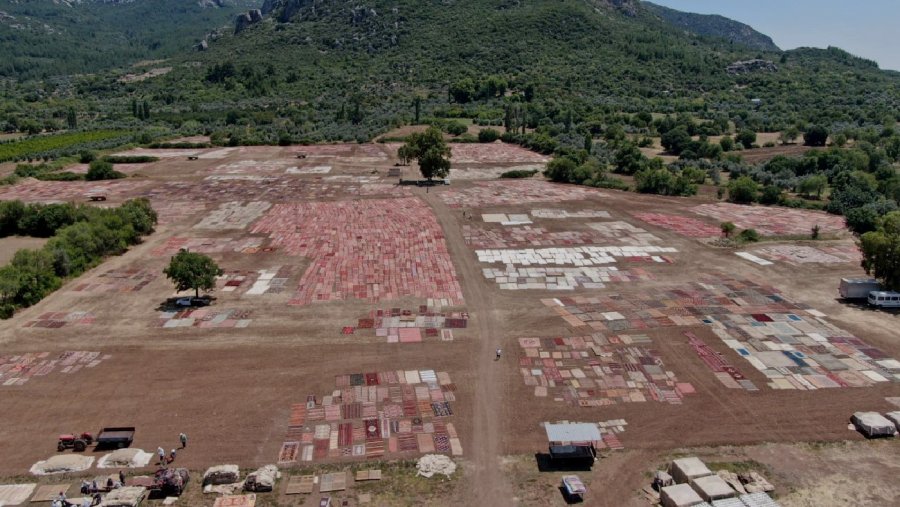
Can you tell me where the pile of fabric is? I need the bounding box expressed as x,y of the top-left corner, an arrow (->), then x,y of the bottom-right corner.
415,454 -> 456,478
202,465 -> 240,486
98,448 -> 153,469
99,486 -> 146,507
244,465 -> 279,492
30,455 -> 94,475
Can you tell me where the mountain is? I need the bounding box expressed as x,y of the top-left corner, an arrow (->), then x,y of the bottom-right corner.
0,0 -> 258,79
5,0 -> 898,146
643,2 -> 780,52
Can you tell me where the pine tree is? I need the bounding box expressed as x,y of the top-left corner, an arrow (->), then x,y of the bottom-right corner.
142,100 -> 150,120
66,107 -> 77,129
131,99 -> 138,118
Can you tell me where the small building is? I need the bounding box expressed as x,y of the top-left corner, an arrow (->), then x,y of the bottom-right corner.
691,475 -> 736,502
670,457 -> 713,484
660,483 -> 704,507
544,423 -> 600,469
851,412 -> 896,438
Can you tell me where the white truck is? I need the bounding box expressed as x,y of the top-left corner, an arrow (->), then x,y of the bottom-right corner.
839,278 -> 880,299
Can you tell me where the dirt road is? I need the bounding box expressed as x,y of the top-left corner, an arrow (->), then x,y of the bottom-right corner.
422,189 -> 514,503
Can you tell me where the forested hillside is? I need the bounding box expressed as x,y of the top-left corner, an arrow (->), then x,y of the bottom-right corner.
0,0 -> 898,239
0,0 -> 257,79
643,2 -> 780,51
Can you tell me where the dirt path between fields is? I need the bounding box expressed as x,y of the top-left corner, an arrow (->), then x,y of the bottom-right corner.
422,189 -> 513,503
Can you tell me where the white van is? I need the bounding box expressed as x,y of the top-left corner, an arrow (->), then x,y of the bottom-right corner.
867,291 -> 900,308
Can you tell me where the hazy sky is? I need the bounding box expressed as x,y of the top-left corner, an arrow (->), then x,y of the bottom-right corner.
650,0 -> 899,71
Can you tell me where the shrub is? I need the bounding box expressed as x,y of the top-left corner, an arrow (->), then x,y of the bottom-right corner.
0,199 -> 157,318
727,176 -> 758,204
634,168 -> 697,196
445,121 -> 468,136
738,228 -> 760,242
544,157 -> 577,183
804,125 -> 829,146
759,185 -> 783,205
500,169 -> 538,179
102,155 -> 159,164
477,128 -> 500,143
86,160 -> 125,181
78,151 -> 96,163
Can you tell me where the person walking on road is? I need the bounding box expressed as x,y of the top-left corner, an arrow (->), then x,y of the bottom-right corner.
495,348 -> 502,360
179,432 -> 187,449
157,447 -> 165,465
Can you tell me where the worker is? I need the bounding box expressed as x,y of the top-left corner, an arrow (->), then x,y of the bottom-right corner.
496,348 -> 502,360
170,448 -> 177,463
90,480 -> 98,494
119,470 -> 125,486
179,432 -> 188,448
81,498 -> 91,507
157,446 -> 165,464
106,477 -> 113,491
80,480 -> 90,494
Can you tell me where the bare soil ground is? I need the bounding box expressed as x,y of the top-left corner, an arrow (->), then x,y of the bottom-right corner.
0,142 -> 897,506
0,236 -> 47,264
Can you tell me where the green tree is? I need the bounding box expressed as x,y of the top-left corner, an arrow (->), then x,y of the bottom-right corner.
449,78 -> 477,103
859,211 -> 900,290
634,168 -> 696,196
661,126 -> 691,155
720,221 -> 736,238
398,126 -> 451,181
804,125 -> 829,146
613,143 -> 646,175
544,157 -> 577,183
797,174 -> 828,199
719,136 -> 735,152
736,129 -> 757,149
163,250 -> 223,298
759,185 -> 783,205
727,176 -> 758,204
779,127 -> 799,145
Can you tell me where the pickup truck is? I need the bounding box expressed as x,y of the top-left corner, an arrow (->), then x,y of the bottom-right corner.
96,427 -> 135,449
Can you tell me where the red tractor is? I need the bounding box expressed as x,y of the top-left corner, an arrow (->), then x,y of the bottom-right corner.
57,432 -> 94,452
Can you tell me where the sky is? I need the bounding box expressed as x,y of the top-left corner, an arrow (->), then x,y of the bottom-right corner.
650,0 -> 899,71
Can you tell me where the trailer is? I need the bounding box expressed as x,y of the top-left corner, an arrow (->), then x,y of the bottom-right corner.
839,278 -> 880,299
97,427 -> 135,449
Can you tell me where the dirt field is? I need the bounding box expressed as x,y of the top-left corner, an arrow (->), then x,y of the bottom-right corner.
0,142 -> 897,506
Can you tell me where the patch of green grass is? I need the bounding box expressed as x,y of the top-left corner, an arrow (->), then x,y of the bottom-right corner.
706,459 -> 770,475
